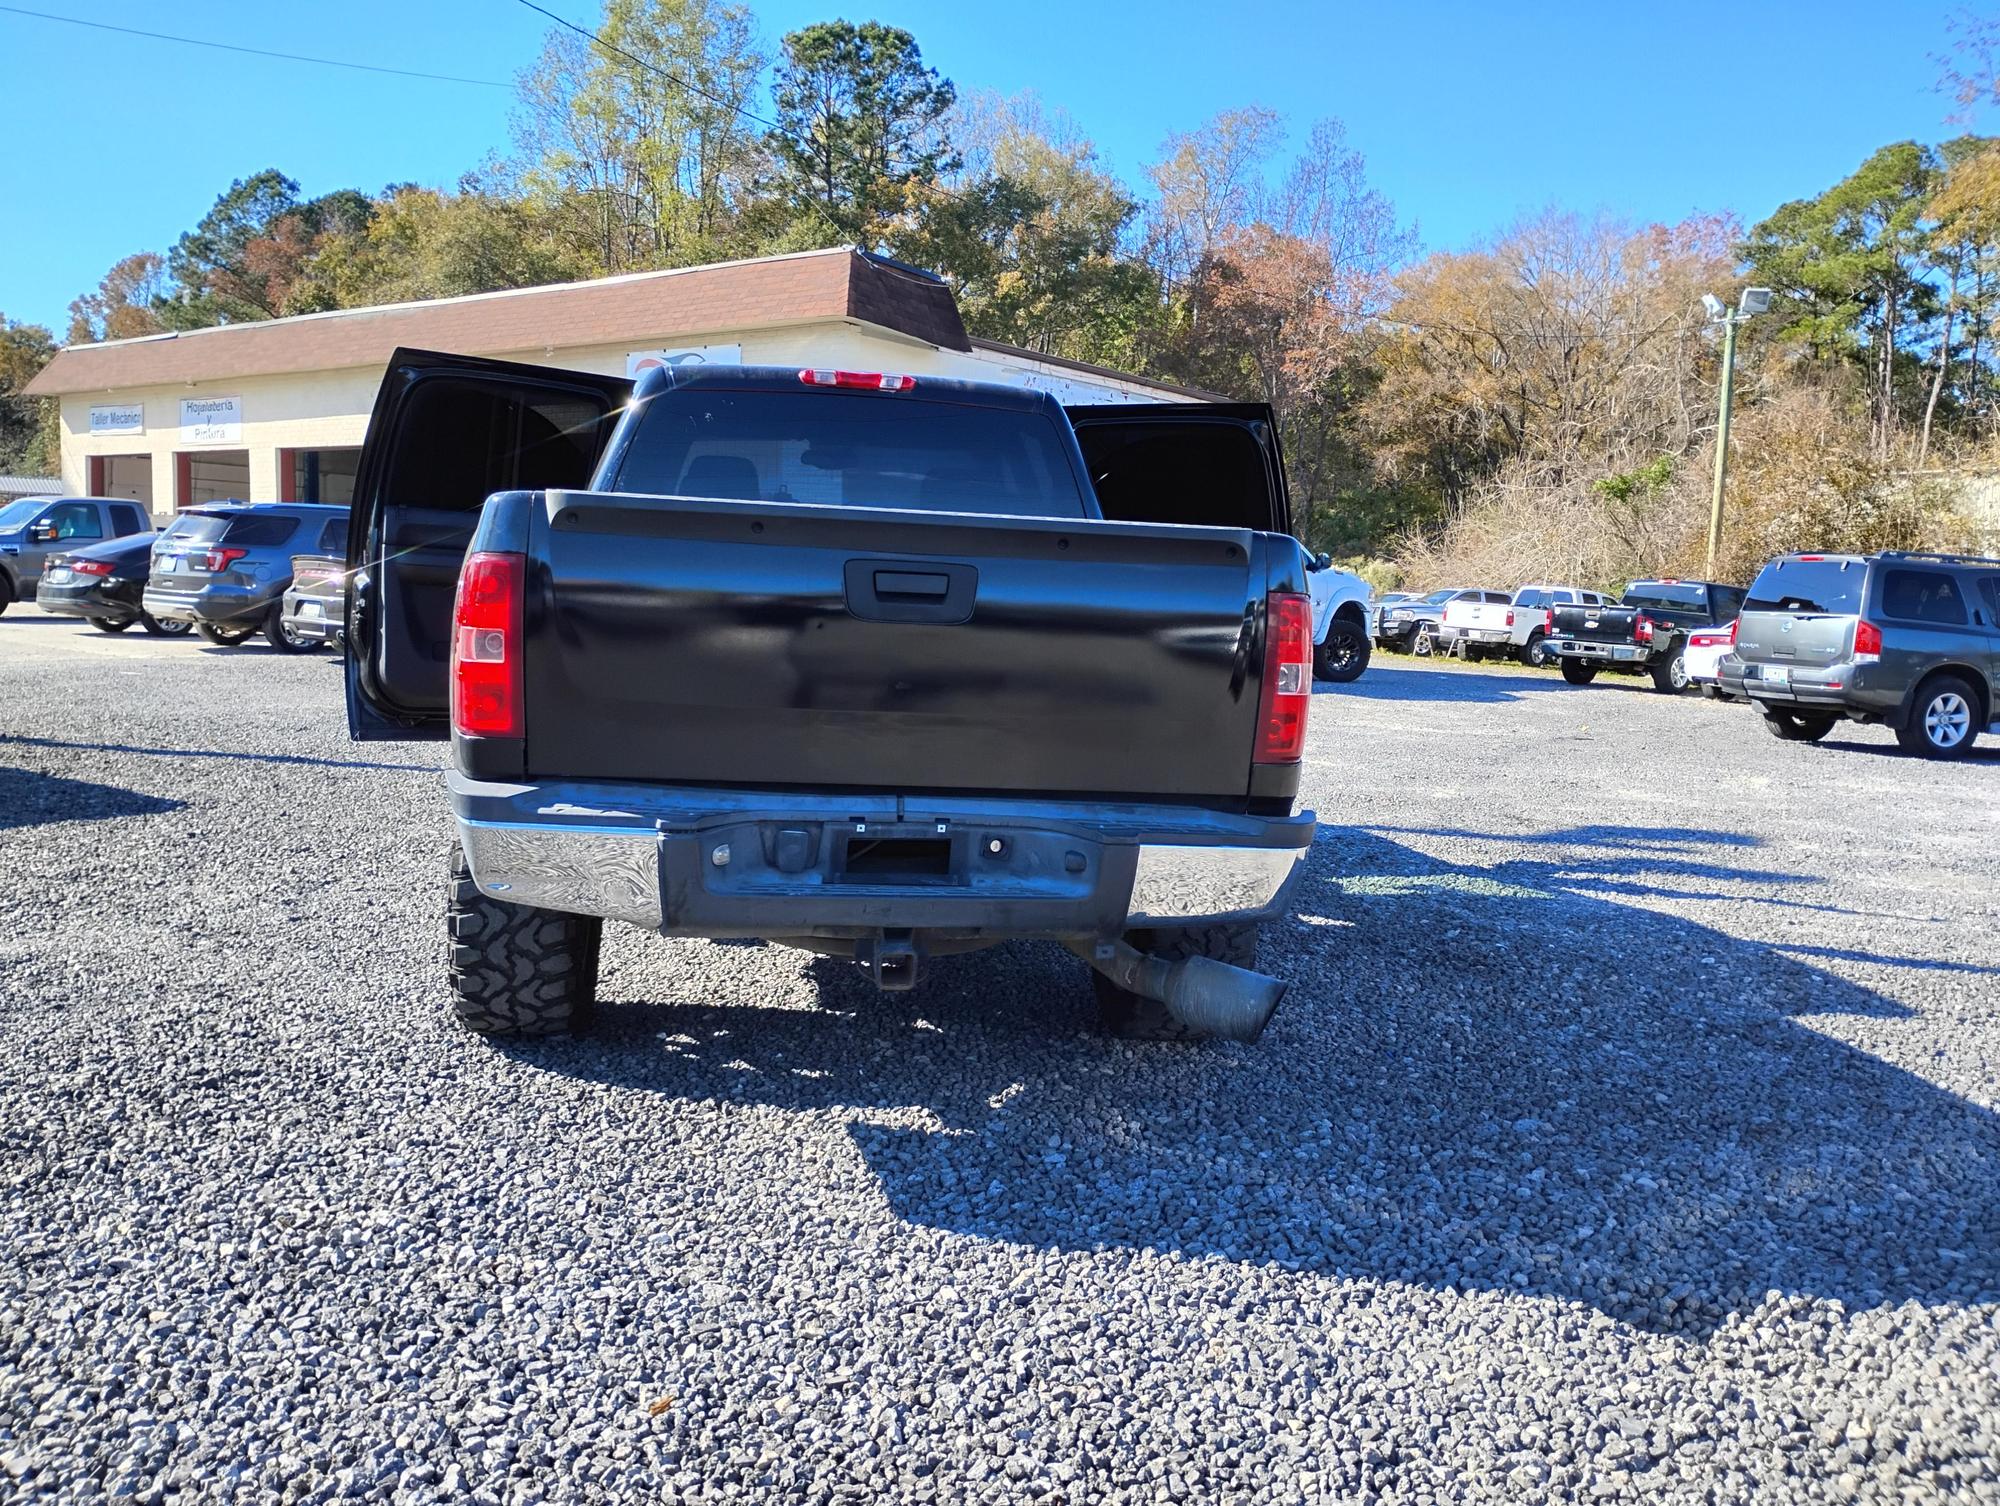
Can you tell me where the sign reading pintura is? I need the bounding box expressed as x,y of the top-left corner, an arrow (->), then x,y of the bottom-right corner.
180,396 -> 243,444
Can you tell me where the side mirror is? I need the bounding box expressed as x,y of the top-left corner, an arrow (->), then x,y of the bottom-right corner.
27,521 -> 56,544
1314,552 -> 1332,570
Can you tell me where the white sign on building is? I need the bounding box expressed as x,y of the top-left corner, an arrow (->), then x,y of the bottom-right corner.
89,403 -> 145,436
626,345 -> 743,377
180,396 -> 243,444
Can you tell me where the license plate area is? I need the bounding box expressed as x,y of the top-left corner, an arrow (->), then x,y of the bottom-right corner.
839,834 -> 956,884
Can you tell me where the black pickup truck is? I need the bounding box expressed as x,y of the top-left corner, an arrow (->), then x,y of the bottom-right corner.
344,350 -> 1317,1044
1545,579 -> 1745,692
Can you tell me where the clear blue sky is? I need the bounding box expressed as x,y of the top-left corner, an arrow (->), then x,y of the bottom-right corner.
0,0 -> 1977,336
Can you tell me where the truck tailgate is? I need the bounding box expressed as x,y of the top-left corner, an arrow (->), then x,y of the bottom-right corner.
1551,602 -> 1639,643
522,491 -> 1272,799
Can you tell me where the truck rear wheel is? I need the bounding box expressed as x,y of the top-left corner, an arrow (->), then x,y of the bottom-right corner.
1650,649 -> 1689,693
1314,619 -> 1370,683
1522,631 -> 1549,667
1559,659 -> 1597,685
447,846 -> 602,1036
1093,922 -> 1260,1042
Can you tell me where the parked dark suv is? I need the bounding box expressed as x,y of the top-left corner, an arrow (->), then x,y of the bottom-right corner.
1720,551 -> 2000,757
142,502 -> 348,651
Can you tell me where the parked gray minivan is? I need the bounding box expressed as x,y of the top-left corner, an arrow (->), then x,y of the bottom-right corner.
1720,550 -> 2000,757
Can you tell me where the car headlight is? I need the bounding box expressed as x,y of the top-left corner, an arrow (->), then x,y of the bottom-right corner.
1389,610 -> 1412,621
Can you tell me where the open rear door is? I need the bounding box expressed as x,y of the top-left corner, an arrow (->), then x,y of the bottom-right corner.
346,348 -> 632,740
1065,402 -> 1291,538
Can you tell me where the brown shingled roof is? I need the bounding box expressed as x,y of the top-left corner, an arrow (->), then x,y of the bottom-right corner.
27,247 -> 971,397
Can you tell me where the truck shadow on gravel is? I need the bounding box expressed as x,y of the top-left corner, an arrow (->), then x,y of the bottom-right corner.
0,763 -> 186,830
515,823 -> 1999,1337
1328,664 -> 1577,703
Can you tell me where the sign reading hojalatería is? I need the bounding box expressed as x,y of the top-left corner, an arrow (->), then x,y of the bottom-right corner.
180,396 -> 243,444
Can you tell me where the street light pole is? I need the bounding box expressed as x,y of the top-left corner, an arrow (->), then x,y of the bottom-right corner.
1704,313 -> 1739,580
1701,287 -> 1772,580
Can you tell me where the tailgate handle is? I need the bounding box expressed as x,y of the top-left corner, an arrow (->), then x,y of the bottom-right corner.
874,570 -> 950,599
843,559 -> 978,624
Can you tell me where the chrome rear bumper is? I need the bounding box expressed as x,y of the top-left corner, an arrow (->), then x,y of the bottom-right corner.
450,774 -> 1311,936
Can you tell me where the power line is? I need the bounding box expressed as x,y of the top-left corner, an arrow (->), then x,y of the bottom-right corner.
514,0 -> 780,129
0,3 -> 511,88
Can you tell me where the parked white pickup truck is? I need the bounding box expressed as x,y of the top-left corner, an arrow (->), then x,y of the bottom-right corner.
1306,553 -> 1373,682
1442,583 -> 1612,665
1437,590 -> 1513,659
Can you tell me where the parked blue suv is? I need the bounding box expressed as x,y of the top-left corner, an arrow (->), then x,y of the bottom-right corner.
142,502 -> 349,651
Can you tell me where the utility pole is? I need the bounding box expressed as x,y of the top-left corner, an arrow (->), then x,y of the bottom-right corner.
1702,288 -> 1773,579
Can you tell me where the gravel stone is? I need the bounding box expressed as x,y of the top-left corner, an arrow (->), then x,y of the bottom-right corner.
0,618 -> 1996,1503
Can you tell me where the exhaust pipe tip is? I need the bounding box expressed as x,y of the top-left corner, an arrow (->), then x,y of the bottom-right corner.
1160,954 -> 1287,1044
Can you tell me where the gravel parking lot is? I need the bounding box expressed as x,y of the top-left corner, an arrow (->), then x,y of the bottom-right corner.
2,606 -> 1996,1505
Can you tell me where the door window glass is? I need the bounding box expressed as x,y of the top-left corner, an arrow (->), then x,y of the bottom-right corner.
383,379 -> 615,513
50,503 -> 104,540
1880,569 -> 1967,626
110,504 -> 145,536
1977,576 -> 2000,624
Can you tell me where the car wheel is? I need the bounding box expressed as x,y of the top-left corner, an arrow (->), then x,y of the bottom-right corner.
264,602 -> 322,654
1093,922 -> 1260,1043
1762,710 -> 1836,742
1651,649 -> 1689,694
0,577 -> 12,615
1559,659 -> 1598,685
140,612 -> 193,636
447,845 -> 602,1036
195,621 -> 258,646
1313,619 -> 1371,683
91,616 -> 136,633
1411,623 -> 1435,657
1523,631 -> 1549,667
1896,675 -> 1981,759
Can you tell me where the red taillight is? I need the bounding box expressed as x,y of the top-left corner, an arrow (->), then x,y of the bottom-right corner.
1634,616 -> 1654,643
799,369 -> 917,391
202,546 -> 248,572
1543,608 -> 1554,631
70,559 -> 114,577
1853,619 -> 1882,659
1255,591 -> 1312,764
1727,618 -> 1738,646
1505,609 -> 1515,627
451,551 -> 525,738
